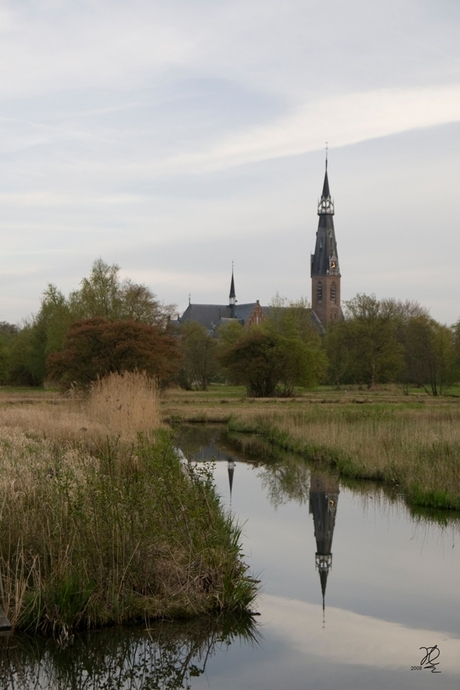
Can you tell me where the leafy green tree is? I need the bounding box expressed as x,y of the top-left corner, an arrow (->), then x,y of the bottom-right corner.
268,295 -> 320,344
47,318 -> 182,389
401,316 -> 455,395
7,260 -> 176,387
217,320 -> 244,349
178,322 -> 218,390
219,328 -> 326,397
324,320 -> 356,387
0,322 -> 20,384
340,294 -> 404,387
7,324 -> 40,386
69,259 -> 173,326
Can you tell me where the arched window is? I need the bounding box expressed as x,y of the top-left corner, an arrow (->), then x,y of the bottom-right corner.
330,282 -> 336,301
317,281 -> 323,301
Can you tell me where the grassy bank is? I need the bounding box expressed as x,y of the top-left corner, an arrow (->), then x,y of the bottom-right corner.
162,385 -> 460,511
0,374 -> 256,635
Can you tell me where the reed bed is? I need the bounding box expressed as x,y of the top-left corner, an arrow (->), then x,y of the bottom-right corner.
227,404 -> 460,510
0,373 -> 256,635
0,371 -> 162,446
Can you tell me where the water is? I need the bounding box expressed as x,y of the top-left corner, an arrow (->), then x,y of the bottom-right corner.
2,426 -> 460,688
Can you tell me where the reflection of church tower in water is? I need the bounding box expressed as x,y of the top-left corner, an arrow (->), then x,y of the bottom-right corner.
227,459 -> 235,505
309,473 -> 340,619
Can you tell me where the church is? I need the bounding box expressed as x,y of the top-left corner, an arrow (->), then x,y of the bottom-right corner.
179,163 -> 342,333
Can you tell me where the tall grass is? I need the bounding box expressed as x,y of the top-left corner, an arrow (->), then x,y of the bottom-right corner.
227,404 -> 460,510
0,371 -> 161,445
0,372 -> 256,634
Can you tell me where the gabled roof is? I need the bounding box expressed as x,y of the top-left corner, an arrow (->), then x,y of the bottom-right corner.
179,302 -> 268,335
180,304 -> 232,332
180,301 -> 325,336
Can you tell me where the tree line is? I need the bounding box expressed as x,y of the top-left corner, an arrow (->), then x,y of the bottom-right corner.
1,260 -> 459,396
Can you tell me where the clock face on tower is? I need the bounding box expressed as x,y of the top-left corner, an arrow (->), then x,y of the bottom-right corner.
330,260 -> 337,269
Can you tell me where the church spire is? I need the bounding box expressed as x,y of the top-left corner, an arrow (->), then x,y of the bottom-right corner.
229,263 -> 236,317
311,157 -> 342,327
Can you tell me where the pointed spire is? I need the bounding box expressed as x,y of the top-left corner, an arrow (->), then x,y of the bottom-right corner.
229,262 -> 236,302
321,170 -> 331,200
317,153 -> 334,215
229,262 -> 236,317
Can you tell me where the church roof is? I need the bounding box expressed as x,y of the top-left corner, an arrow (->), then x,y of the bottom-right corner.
179,302 -> 270,335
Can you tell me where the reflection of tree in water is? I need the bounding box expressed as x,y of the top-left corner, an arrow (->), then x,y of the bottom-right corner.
0,614 -> 259,690
173,425 -> 223,459
222,432 -> 311,507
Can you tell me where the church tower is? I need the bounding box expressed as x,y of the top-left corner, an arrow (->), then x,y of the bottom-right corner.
311,160 -> 342,328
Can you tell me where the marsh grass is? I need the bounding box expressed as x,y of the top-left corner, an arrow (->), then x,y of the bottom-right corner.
0,373 -> 256,634
227,404 -> 460,510
162,385 -> 460,510
0,371 -> 163,446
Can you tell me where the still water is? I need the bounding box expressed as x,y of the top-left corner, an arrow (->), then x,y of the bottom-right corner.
2,425 -> 460,689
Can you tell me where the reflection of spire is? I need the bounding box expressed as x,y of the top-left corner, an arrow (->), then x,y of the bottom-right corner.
309,473 -> 339,624
227,459 -> 235,505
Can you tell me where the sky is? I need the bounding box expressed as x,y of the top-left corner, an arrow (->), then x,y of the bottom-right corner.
0,0 -> 459,325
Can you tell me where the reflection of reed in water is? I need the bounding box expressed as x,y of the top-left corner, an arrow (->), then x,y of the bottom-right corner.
0,614 -> 260,690
309,473 -> 340,624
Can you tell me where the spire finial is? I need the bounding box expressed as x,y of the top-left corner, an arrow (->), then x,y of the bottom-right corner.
188,293 -> 191,305
325,142 -> 328,171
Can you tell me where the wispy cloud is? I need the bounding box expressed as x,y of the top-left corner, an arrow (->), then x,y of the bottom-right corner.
160,84 -> 460,173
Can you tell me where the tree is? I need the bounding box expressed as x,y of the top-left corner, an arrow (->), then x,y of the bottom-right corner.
69,259 -> 174,326
0,322 -> 20,384
219,328 -> 326,397
178,322 -> 218,391
401,316 -> 455,395
324,319 -> 356,387
47,318 -> 182,389
6,260 -> 177,387
340,294 -> 404,387
268,295 -> 320,345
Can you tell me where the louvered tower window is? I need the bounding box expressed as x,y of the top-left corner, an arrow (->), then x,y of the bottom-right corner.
317,281 -> 323,301
330,282 -> 336,301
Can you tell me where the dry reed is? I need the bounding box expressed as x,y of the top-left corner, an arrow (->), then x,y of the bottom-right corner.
0,373 -> 255,634
0,371 -> 162,447
227,404 -> 460,509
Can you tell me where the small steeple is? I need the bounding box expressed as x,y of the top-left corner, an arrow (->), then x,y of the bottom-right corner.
229,262 -> 236,317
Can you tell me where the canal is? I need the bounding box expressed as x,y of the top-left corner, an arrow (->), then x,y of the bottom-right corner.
1,425 -> 460,688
